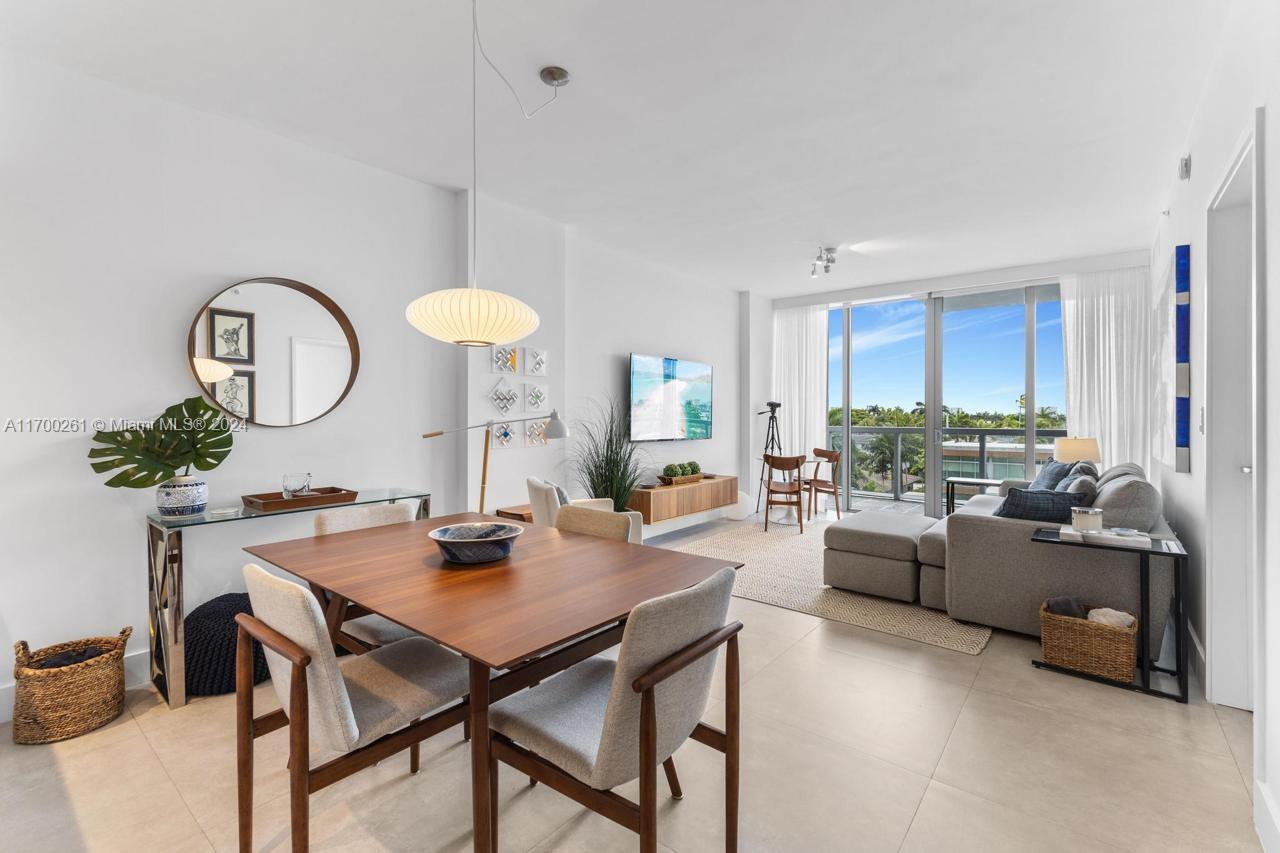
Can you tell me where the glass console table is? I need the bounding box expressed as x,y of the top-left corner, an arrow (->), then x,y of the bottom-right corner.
146,487 -> 431,707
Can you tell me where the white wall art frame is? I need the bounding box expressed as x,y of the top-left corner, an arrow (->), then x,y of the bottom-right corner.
491,345 -> 519,374
525,419 -> 548,447
524,347 -> 548,376
487,378 -> 519,415
492,422 -> 516,448
525,382 -> 548,412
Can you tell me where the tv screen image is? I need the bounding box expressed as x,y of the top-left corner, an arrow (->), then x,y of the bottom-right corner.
630,354 -> 713,441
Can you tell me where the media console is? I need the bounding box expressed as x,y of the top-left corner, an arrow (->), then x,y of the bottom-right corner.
626,474 -> 738,524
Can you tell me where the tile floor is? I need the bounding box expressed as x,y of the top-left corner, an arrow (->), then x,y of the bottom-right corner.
0,517 -> 1259,852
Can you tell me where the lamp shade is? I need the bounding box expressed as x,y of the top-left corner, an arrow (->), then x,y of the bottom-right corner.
544,409 -> 569,440
1054,436 -> 1101,463
405,287 -> 540,347
192,357 -> 234,383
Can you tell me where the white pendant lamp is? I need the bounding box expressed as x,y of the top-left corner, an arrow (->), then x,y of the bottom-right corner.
405,0 -> 550,348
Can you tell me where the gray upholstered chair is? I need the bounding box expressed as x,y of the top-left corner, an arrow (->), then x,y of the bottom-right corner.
313,503 -> 418,652
527,476 -> 644,543
487,566 -> 742,852
236,563 -> 470,852
555,504 -> 633,542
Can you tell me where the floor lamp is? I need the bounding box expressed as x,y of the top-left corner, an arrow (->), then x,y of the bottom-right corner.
422,410 -> 569,514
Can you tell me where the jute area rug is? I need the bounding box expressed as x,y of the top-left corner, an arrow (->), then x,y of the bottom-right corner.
673,517 -> 992,655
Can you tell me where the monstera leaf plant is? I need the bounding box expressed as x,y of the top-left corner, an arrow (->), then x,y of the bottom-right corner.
88,396 -> 234,487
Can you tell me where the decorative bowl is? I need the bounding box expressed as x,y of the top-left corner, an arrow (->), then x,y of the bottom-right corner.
428,522 -> 524,564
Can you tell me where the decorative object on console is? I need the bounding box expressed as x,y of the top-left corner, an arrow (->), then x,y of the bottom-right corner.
428,521 -> 524,564
188,277 -> 360,427
658,461 -> 705,485
572,399 -> 644,512
524,347 -> 548,376
525,382 -> 548,412
281,472 -> 312,498
423,411 -> 568,513
88,395 -> 232,518
491,345 -> 519,373
488,378 -> 519,414
1174,243 -> 1191,472
1070,506 -> 1104,532
241,487 -> 357,513
12,626 -> 132,744
207,307 -> 255,364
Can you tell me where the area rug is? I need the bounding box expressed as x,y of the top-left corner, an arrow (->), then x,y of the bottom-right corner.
673,519 -> 992,655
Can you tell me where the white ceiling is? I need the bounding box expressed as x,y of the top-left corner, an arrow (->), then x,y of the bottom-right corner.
0,0 -> 1225,296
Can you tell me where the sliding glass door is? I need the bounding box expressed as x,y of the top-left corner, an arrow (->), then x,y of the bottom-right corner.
828,283 -> 1065,516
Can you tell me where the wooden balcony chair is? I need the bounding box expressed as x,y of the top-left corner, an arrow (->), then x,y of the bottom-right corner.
236,563 -> 471,853
312,503 -> 419,654
762,453 -> 808,533
802,447 -> 842,521
485,567 -> 742,852
554,504 -> 633,542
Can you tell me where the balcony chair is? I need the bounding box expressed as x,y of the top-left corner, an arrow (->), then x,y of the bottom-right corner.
236,564 -> 470,853
802,447 -> 841,521
527,476 -> 643,543
762,454 -> 808,533
486,566 -> 742,852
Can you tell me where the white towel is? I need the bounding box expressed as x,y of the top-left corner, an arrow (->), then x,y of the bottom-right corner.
1087,608 -> 1135,629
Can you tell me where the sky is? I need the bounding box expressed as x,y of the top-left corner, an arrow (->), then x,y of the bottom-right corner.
826,298 -> 1066,415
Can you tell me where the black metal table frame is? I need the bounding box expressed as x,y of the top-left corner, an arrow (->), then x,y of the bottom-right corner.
1030,528 -> 1189,703
944,477 -> 1003,515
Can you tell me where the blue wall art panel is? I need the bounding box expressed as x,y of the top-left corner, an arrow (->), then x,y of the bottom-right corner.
1174,243 -> 1191,473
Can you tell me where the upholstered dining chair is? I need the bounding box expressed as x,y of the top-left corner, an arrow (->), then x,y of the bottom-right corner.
313,503 -> 418,653
802,447 -> 841,521
762,454 -> 808,533
527,476 -> 644,543
486,567 -> 742,852
237,564 -> 470,853
554,504 -> 633,542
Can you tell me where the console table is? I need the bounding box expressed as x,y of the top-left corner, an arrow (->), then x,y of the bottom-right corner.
146,487 -> 430,708
626,474 -> 738,524
944,476 -> 1003,514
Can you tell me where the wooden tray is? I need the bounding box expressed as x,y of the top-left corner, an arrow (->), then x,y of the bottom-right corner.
657,473 -> 706,486
242,487 -> 359,513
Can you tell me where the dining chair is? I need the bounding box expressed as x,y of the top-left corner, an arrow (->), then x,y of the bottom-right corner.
313,503 -> 418,653
486,566 -> 742,852
528,476 -> 644,543
802,447 -> 842,521
554,504 -> 633,542
762,454 -> 807,533
237,563 -> 471,853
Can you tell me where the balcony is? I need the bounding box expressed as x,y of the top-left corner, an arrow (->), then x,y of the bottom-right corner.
825,425 -> 1068,504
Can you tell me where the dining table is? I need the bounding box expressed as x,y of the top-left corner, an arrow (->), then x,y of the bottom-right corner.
244,511 -> 743,853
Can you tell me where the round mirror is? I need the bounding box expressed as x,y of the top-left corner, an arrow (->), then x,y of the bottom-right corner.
187,277 -> 360,426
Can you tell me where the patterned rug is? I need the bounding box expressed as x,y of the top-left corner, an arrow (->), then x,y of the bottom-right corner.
674,518 -> 992,655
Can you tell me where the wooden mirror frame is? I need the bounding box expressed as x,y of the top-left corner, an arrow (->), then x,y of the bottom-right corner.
187,277 -> 361,427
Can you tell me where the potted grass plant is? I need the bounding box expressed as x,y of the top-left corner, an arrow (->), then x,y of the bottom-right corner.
571,398 -> 644,513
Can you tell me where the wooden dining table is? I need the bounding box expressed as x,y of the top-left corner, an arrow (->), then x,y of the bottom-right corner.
244,511 -> 742,853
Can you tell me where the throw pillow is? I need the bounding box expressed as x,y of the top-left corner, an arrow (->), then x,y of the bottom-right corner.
1065,474 -> 1099,505
551,483 -> 571,506
994,488 -> 1089,524
1029,459 -> 1075,491
1054,461 -> 1099,492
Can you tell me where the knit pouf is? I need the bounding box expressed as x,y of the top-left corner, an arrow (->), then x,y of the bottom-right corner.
183,593 -> 269,696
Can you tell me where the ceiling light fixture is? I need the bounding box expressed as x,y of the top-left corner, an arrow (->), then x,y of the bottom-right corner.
405,0 -> 569,347
810,246 -> 836,277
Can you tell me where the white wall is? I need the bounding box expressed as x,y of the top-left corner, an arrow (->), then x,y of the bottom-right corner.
0,50 -> 465,714
1144,0 -> 1279,844
565,234 -> 741,491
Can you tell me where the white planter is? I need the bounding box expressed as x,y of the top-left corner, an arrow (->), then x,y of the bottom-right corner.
156,475 -> 209,518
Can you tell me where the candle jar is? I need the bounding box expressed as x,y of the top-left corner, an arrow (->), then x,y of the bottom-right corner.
1071,506 -> 1104,533
282,472 -> 312,499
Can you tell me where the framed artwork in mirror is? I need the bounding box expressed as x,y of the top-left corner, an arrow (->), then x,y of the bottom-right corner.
207,308 -> 255,364
209,370 -> 256,421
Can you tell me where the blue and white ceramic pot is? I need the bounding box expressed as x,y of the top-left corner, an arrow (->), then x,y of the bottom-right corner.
156,475 -> 209,518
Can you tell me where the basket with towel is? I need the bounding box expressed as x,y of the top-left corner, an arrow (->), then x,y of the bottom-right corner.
1039,597 -> 1136,683
12,627 -> 131,744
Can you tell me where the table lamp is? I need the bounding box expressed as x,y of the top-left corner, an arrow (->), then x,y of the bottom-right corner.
1054,436 -> 1101,464
422,410 -> 568,514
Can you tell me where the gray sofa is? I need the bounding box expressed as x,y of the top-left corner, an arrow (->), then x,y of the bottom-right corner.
827,463 -> 1175,659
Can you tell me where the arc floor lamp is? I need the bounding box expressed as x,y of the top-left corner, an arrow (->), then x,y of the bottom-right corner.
423,411 -> 568,514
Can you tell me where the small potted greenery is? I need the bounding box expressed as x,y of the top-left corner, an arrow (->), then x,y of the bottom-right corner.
658,460 -> 705,485
88,396 -> 234,517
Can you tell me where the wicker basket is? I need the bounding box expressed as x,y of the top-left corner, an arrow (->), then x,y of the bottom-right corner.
12,626 -> 132,744
1039,604 -> 1135,682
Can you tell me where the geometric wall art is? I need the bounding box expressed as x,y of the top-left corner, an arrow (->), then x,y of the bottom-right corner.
492,421 -> 515,448
1174,243 -> 1191,473
524,347 -> 548,376
488,378 -> 519,415
525,419 -> 548,447
525,382 -> 548,412
491,345 -> 519,374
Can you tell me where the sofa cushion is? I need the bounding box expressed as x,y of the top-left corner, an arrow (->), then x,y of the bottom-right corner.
824,512 -> 936,562
1092,475 -> 1162,531
1096,462 -> 1146,488
918,519 -> 948,567
958,493 -> 1004,515
994,488 -> 1088,524
1029,459 -> 1075,490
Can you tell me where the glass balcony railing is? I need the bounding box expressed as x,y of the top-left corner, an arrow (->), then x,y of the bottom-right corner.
825,425 -> 1067,503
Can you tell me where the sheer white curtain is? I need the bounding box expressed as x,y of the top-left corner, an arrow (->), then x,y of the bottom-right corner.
771,305 -> 829,460
1061,266 -> 1153,471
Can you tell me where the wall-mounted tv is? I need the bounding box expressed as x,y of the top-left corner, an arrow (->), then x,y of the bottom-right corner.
629,354 -> 713,441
